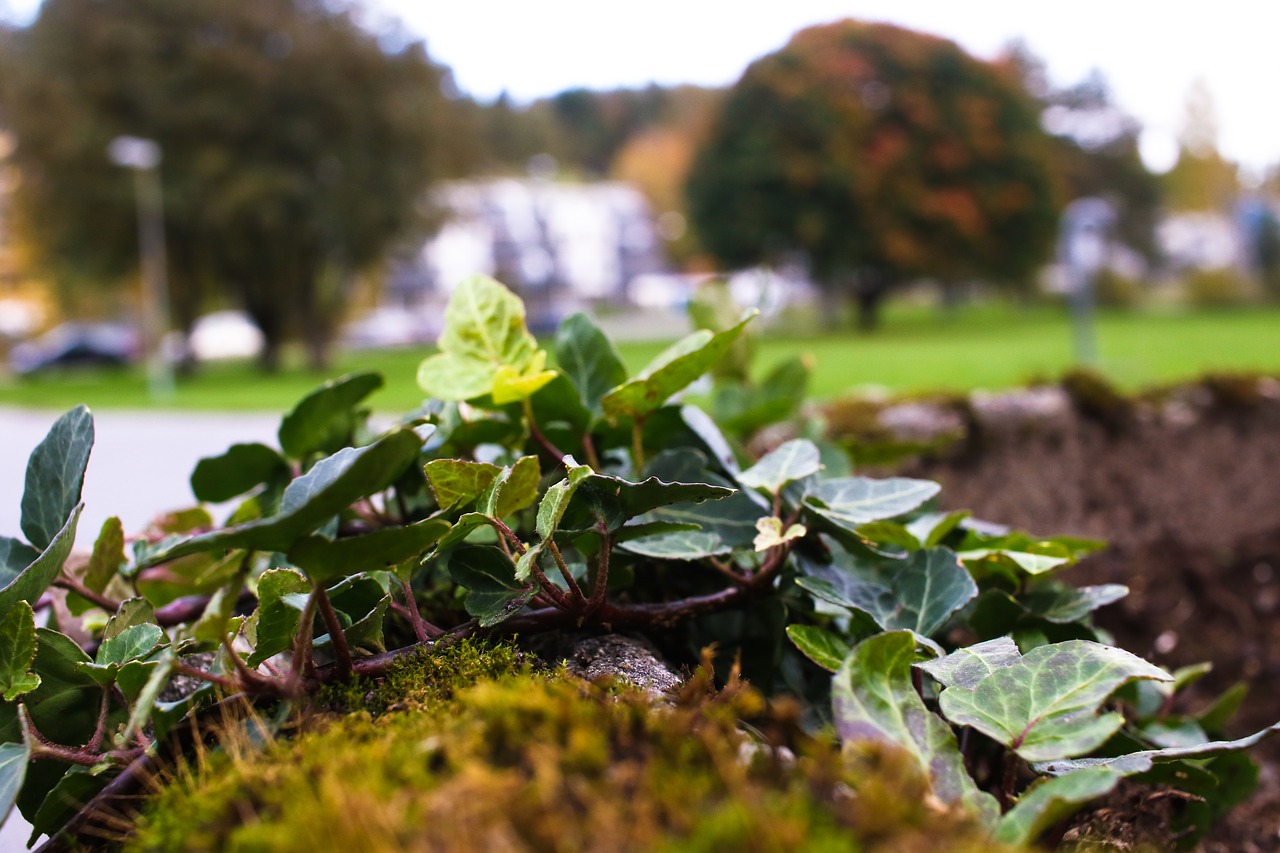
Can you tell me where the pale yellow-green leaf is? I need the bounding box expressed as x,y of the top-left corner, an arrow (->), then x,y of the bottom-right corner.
491,350 -> 558,404
753,516 -> 806,552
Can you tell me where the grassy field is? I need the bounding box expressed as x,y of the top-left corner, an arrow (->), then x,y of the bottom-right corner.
2,302 -> 1278,412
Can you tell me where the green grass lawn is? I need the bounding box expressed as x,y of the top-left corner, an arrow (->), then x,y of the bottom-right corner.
2,302 -> 1278,412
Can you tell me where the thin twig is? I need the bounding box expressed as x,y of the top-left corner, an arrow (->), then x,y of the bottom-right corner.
315,585 -> 354,681
397,576 -> 441,642
288,588 -> 321,690
53,576 -> 120,613
581,431 -> 602,471
546,540 -> 586,603
588,526 -> 612,612
524,397 -> 567,466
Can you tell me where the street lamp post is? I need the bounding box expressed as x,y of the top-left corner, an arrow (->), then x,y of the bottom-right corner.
108,135 -> 173,400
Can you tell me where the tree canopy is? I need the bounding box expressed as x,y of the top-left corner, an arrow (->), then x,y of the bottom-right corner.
685,20 -> 1062,328
2,0 -> 468,369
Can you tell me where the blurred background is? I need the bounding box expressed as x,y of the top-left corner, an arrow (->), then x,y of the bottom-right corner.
0,0 -> 1276,404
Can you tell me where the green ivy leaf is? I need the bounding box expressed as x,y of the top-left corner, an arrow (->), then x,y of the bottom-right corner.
564,473 -> 736,534
616,529 -> 730,561
288,518 -> 452,584
425,459 -> 502,511
246,569 -> 311,666
785,624 -> 850,672
994,766 -> 1125,846
601,311 -> 757,421
1034,722 -> 1280,777
103,598 -> 157,641
833,631 -> 998,822
27,763 -> 108,844
798,547 -> 977,639
0,538 -> 40,583
1018,583 -> 1129,624
416,275 -> 552,403
0,739 -> 30,827
803,477 -> 940,531
480,456 -> 541,519
554,312 -> 628,417
937,640 -> 1172,763
959,549 -> 1071,578
710,354 -> 810,437
139,430 -> 423,565
20,406 -> 93,552
0,602 -> 40,701
0,504 -> 82,621
83,516 -> 125,595
917,637 -> 1021,690
278,371 -> 384,459
448,545 -> 535,627
191,443 -> 291,503
535,460 -> 594,541
737,439 -> 821,496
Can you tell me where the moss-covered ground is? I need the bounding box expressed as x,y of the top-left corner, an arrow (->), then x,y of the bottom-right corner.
121,640 -> 1022,853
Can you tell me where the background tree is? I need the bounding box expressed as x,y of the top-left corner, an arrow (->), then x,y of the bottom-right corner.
3,0 -> 469,370
1162,79 -> 1240,213
685,20 -> 1062,329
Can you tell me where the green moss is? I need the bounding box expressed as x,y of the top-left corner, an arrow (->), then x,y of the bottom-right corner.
315,637 -> 527,716
126,661 -> 1022,853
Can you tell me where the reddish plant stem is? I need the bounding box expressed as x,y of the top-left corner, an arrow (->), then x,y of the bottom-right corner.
523,397 -> 567,466
84,689 -> 114,754
489,517 -> 527,555
18,705 -> 140,769
525,559 -> 573,611
314,585 -> 354,681
53,576 -> 119,613
587,527 -> 613,612
397,576 -> 441,642
581,431 -> 602,471
288,588 -> 321,690
546,540 -> 586,604
174,660 -> 239,694
221,638 -> 285,696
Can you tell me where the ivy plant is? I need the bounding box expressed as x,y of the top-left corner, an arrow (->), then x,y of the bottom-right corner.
1,275 -> 1274,849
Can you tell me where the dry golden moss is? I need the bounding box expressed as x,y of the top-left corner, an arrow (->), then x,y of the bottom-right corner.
124,644 -> 1025,853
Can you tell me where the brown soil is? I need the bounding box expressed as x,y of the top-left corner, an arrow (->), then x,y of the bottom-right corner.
1071,531 -> 1280,852
895,393 -> 1280,850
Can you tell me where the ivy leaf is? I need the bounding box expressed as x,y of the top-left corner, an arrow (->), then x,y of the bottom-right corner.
710,354 -> 810,437
448,545 -> 535,627
737,439 -> 821,496
785,624 -> 850,672
554,311 -> 628,417
994,767 -> 1125,846
191,443 -> 291,503
803,477 -> 940,531
26,766 -> 109,845
288,518 -> 452,584
1034,722 -> 1280,777
434,512 -> 500,553
83,516 -> 126,595
938,640 -> 1172,763
491,350 -> 557,404
246,569 -> 311,666
138,430 -> 423,565
278,371 -> 384,459
1019,583 -> 1129,624
798,547 -> 977,639
616,529 -> 730,561
917,637 -> 1021,690
601,311 -> 757,421
416,275 -> 552,403
833,631 -> 999,822
425,459 -> 501,511
0,739 -> 30,827
0,538 -> 40,582
103,598 -> 157,642
0,504 -> 82,621
753,516 -> 806,552
20,405 -> 93,552
564,473 -> 735,533
960,549 -> 1071,578
0,601 -> 41,701
480,456 -> 541,519
905,510 -> 970,548
535,459 -> 594,541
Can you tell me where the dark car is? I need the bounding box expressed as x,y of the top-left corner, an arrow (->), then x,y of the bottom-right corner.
9,322 -> 140,375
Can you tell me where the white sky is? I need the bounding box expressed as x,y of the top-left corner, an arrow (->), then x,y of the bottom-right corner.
5,0 -> 1279,172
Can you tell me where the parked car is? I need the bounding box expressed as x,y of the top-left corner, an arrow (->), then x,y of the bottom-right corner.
9,322 -> 139,375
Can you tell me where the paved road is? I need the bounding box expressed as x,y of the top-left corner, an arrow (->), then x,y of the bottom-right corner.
2,407 -> 281,547
2,408 -> 280,849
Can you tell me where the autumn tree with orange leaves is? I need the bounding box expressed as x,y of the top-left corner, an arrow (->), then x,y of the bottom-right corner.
686,20 -> 1062,329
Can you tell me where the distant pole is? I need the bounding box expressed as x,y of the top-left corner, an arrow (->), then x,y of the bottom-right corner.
108,135 -> 173,400
1059,198 -> 1115,367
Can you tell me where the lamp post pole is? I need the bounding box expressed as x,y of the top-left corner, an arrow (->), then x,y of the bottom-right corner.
108,135 -> 173,400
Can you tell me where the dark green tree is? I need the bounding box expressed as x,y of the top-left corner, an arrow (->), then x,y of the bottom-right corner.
3,0 -> 469,370
685,20 -> 1062,329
